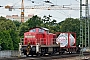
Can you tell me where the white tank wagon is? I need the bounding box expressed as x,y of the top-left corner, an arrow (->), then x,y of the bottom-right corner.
56,32 -> 76,47
55,32 -> 80,53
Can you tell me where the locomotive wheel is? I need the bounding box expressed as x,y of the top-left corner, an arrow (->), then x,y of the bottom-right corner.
36,53 -> 40,57
50,52 -> 54,56
41,52 -> 45,56
26,51 -> 29,57
59,51 -> 64,54
26,54 -> 29,57
58,51 -> 61,55
53,48 -> 57,54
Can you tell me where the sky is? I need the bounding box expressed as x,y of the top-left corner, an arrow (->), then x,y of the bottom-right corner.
0,0 -> 90,22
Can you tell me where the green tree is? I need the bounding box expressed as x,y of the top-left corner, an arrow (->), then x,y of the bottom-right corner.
0,31 -> 14,50
0,16 -> 19,50
26,15 -> 43,28
0,19 -> 16,31
19,23 -> 29,37
13,20 -> 21,30
60,18 -> 80,45
9,30 -> 19,50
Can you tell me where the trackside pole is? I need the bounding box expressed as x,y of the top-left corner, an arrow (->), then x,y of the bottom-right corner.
18,43 -> 22,57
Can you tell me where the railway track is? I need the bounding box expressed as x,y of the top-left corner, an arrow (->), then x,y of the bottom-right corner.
0,52 -> 90,60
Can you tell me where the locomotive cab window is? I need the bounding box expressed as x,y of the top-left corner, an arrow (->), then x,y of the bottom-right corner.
46,30 -> 49,34
29,29 -> 36,32
39,29 -> 44,33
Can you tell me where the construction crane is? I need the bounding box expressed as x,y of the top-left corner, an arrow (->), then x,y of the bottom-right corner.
5,0 -> 83,23
5,0 -> 24,22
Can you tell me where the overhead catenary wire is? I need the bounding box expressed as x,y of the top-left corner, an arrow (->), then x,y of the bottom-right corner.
55,10 -> 70,18
2,0 -> 88,22
75,0 -> 80,3
12,0 -> 21,6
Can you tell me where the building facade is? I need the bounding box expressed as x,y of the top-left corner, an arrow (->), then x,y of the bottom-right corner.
6,14 -> 33,22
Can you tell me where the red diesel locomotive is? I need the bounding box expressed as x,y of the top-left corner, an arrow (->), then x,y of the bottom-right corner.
21,27 -> 80,56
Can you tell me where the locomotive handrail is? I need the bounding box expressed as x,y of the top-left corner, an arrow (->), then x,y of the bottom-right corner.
20,38 -> 24,45
51,38 -> 57,45
39,38 -> 57,45
24,38 -> 37,45
40,38 -> 47,45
